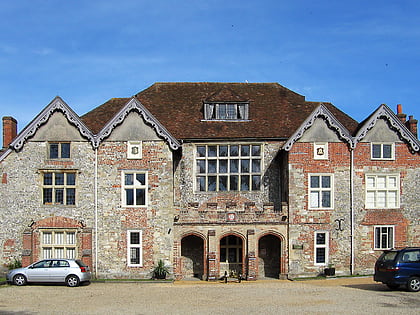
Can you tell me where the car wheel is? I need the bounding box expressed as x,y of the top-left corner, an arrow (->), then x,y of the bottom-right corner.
386,284 -> 399,290
13,274 -> 27,286
407,277 -> 420,292
66,275 -> 80,287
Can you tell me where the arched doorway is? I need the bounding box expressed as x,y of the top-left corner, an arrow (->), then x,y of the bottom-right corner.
181,235 -> 205,279
258,234 -> 281,278
220,235 -> 243,277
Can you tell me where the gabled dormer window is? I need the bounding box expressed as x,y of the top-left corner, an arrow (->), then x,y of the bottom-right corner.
204,103 -> 249,120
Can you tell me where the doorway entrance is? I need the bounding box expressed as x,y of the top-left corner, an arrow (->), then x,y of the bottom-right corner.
220,235 -> 243,277
258,234 -> 281,278
181,235 -> 205,279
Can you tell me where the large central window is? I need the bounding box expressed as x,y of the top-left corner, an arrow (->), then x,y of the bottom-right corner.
195,144 -> 262,192
366,174 -> 399,209
41,230 -> 77,259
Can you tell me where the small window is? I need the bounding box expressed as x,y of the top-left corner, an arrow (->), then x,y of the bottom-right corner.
122,171 -> 147,206
127,230 -> 143,266
204,103 -> 248,120
127,141 -> 142,159
371,143 -> 394,160
309,174 -> 333,209
49,143 -> 70,159
314,143 -> 328,160
315,232 -> 329,265
374,226 -> 394,250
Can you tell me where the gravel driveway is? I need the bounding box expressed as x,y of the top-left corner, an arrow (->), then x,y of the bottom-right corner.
1,277 -> 419,314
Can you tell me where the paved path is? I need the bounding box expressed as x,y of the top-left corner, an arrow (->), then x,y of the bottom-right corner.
1,277 -> 419,314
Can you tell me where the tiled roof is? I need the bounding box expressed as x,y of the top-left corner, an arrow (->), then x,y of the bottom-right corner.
81,82 -> 359,140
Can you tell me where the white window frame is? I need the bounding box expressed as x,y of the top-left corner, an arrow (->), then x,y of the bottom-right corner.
127,230 -> 143,267
308,174 -> 334,209
41,171 -> 76,205
127,141 -> 142,159
121,171 -> 148,207
314,143 -> 328,160
374,225 -> 394,250
371,143 -> 395,160
365,174 -> 400,209
195,144 -> 262,192
314,231 -> 329,265
40,229 -> 77,259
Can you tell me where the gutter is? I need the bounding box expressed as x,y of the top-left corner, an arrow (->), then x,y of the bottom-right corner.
94,148 -> 99,278
350,148 -> 355,275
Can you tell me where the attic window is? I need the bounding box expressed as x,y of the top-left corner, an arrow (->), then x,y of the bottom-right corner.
204,103 -> 248,120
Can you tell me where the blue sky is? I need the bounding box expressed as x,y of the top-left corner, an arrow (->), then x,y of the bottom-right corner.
0,0 -> 419,138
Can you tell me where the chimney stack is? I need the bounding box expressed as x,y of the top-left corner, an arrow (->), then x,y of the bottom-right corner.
2,116 -> 17,149
406,115 -> 418,139
396,104 -> 407,123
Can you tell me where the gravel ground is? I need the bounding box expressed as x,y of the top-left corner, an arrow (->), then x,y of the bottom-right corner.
0,277 -> 419,314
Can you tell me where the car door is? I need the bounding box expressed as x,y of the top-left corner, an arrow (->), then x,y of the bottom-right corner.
49,260 -> 70,282
398,250 -> 420,280
25,260 -> 52,282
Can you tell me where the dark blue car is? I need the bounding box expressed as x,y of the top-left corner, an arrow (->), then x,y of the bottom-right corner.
374,247 -> 420,292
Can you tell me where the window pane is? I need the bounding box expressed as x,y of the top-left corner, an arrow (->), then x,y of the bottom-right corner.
321,176 -> 331,188
251,145 -> 261,156
230,159 -> 239,173
44,173 -> 53,185
377,191 -> 386,207
366,191 -> 375,208
208,176 -> 216,191
226,104 -> 236,119
241,145 -> 250,156
197,177 -> 206,191
197,160 -> 206,173
130,232 -> 140,245
61,143 -> 70,158
316,248 -> 326,263
388,176 -> 397,188
220,247 -> 226,262
310,176 -> 320,188
219,146 -> 228,157
136,173 -> 146,185
66,173 -> 75,185
49,144 -> 59,159
219,160 -> 228,173
230,175 -> 238,191
43,188 -> 53,204
208,146 -> 217,157
387,191 -> 397,208
135,189 -> 145,205
125,174 -> 134,185
316,233 -> 326,245
372,144 -> 381,158
366,176 -> 375,188
126,189 -> 134,205
321,191 -> 331,208
252,175 -> 260,191
252,159 -> 261,172
43,232 -> 52,244
240,175 -> 249,191
230,145 -> 239,156
66,248 -> 75,259
377,176 -> 386,188
219,176 -> 228,191
241,160 -> 249,172
55,173 -> 64,185
197,146 -> 206,157
375,227 -> 381,248
383,145 -> 392,158
130,248 -> 140,264
66,188 -> 75,205
55,189 -> 64,204
66,232 -> 75,245
310,191 -> 319,208
208,160 -> 217,173
217,104 -> 227,119
43,248 -> 52,259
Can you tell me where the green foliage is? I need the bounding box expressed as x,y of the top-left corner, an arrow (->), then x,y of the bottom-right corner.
7,258 -> 22,270
153,259 -> 169,279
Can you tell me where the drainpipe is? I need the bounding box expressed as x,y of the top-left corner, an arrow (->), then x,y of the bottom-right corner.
94,148 -> 99,277
350,148 -> 355,275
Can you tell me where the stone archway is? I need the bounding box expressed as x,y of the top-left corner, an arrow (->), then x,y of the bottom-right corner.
181,234 -> 205,279
258,234 -> 281,279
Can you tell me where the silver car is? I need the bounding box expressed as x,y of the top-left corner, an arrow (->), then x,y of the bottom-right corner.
6,259 -> 92,287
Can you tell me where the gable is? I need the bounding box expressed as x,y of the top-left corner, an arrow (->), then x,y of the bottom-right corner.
298,118 -> 342,142
31,111 -> 86,142
105,111 -> 161,141
358,118 -> 402,143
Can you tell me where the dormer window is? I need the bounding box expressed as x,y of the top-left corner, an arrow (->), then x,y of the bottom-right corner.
204,103 -> 249,120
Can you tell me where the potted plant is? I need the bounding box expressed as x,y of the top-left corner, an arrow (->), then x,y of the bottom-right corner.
324,263 -> 335,276
153,259 -> 169,279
